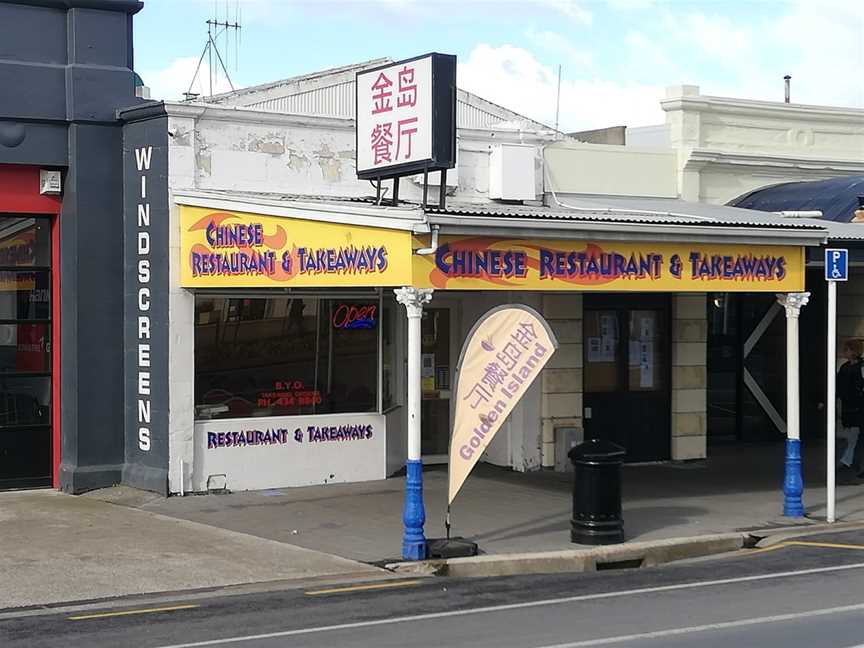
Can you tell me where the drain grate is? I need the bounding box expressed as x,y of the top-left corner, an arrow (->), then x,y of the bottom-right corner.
595,558 -> 644,571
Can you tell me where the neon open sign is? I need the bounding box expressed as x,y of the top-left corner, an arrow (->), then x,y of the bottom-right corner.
332,304 -> 377,330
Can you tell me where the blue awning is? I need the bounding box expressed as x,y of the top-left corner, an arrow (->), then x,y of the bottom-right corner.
729,176 -> 864,223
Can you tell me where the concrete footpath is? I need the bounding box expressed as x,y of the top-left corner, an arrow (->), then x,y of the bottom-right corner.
5,442 -> 863,608
0,490 -> 387,609
124,443 -> 864,563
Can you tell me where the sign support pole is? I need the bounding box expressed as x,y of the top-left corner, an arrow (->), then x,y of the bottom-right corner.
778,292 -> 810,517
827,279 -> 837,523
395,286 -> 433,560
824,248 -> 848,523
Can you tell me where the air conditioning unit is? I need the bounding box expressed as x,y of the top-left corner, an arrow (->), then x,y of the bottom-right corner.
488,143 -> 536,201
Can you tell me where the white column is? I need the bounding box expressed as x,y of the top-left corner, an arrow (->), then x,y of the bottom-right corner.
779,293 -> 809,440
777,292 -> 810,517
394,286 -> 433,560
395,287 -> 434,461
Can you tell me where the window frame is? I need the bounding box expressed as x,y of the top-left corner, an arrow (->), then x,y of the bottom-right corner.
192,289 -> 384,422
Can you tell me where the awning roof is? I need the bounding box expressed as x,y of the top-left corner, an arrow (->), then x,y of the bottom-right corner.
173,189 -> 828,246
426,196 -> 827,246
730,176 -> 864,223
728,176 -> 864,242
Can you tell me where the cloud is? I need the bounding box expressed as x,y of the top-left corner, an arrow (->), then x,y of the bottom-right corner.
536,0 -> 593,25
526,29 -> 593,68
759,0 -> 864,107
590,1 -> 864,110
605,0 -> 656,9
139,57 -> 236,101
178,0 -> 295,25
457,44 -> 664,130
674,13 -> 753,61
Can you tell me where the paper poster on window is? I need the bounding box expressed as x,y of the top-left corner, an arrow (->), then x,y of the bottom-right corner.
640,316 -> 654,341
422,353 -> 436,392
599,315 -> 617,340
588,336 -> 614,363
601,339 -> 615,361
628,340 -> 641,367
587,337 -> 602,362
639,342 -> 654,388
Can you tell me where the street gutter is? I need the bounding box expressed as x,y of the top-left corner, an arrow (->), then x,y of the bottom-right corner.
386,520 -> 864,578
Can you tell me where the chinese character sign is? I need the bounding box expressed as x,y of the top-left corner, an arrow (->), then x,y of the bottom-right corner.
356,56 -> 436,176
449,305 -> 559,504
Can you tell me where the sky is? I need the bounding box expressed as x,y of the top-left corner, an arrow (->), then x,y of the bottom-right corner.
134,0 -> 864,131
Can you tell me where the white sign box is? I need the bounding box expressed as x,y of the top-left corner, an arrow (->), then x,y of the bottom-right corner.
355,53 -> 456,180
193,413 -> 386,492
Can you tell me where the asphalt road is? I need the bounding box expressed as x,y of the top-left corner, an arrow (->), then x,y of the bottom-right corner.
7,528 -> 864,648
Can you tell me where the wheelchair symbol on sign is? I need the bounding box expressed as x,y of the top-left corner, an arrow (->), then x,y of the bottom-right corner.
826,249 -> 848,282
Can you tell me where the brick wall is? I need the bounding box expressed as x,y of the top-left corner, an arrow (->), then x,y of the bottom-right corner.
541,294 -> 583,468
671,293 -> 708,460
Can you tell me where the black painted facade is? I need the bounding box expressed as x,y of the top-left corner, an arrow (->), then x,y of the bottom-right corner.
0,0 -> 145,492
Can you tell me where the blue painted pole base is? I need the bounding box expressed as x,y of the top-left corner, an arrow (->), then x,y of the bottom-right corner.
783,438 -> 805,517
402,459 -> 427,560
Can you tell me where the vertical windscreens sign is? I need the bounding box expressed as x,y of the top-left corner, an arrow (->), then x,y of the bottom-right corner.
356,53 -> 456,180
123,111 -> 170,494
449,305 -> 558,504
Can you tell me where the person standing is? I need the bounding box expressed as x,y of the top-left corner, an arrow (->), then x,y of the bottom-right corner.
837,339 -> 864,482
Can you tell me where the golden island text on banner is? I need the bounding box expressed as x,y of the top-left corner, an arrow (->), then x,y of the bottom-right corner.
179,206 -> 414,288
449,305 -> 558,505
414,236 -> 806,293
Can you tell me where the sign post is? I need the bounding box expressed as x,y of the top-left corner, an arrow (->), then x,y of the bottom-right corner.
825,248 -> 848,523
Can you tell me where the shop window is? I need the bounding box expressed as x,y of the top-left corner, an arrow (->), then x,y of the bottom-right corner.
194,296 -> 380,420
382,297 -> 400,411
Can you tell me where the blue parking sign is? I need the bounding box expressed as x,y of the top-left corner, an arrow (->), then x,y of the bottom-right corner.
825,248 -> 848,281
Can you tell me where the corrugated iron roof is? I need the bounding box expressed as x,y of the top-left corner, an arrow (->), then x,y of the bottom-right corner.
173,190 -> 829,242
427,196 -> 826,229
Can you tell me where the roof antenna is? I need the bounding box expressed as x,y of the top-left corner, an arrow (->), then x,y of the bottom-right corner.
784,75 -> 791,104
185,0 -> 242,100
554,64 -> 562,136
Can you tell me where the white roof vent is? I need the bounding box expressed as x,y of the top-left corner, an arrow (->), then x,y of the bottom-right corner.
775,210 -> 823,218
489,143 -> 536,201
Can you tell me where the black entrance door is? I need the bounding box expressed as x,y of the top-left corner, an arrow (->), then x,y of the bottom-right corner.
582,294 -> 671,462
0,216 -> 52,490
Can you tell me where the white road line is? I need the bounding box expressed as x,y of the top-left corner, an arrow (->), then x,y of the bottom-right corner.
153,559 -> 864,648
537,602 -> 864,647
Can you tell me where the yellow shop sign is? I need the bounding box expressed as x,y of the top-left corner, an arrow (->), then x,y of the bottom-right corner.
412,236 -> 805,292
179,207 -> 413,288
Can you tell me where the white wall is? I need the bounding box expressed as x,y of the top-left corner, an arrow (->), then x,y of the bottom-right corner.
167,115 -> 198,494
192,413 -> 387,491
662,85 -> 864,204
544,143 -> 677,198
165,104 -> 555,205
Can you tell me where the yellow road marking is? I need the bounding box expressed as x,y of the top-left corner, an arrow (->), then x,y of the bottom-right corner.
746,540 -> 864,555
305,579 -> 423,596
68,604 -> 199,621
786,540 -> 864,550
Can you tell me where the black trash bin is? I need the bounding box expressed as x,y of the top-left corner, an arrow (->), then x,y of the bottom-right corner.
568,439 -> 626,545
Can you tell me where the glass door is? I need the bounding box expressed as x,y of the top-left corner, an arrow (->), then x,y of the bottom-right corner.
0,216 -> 52,489
583,296 -> 670,462
420,306 -> 454,460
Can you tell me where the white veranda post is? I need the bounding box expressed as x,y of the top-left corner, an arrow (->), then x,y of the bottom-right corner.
777,292 -> 809,517
394,286 -> 433,560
